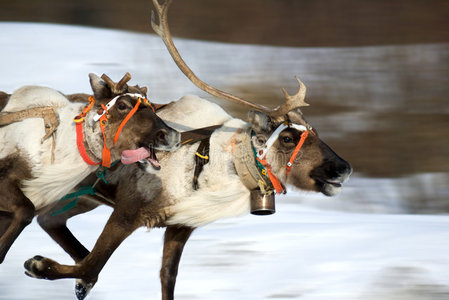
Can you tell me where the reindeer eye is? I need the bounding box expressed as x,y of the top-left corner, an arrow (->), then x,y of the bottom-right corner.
282,136 -> 293,143
117,102 -> 128,110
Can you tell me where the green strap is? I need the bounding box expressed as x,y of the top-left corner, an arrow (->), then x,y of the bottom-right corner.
252,147 -> 267,173
51,186 -> 96,216
51,160 -> 120,216
96,159 -> 121,184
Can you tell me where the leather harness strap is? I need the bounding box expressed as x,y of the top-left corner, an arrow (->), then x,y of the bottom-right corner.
180,125 -> 222,190
192,138 -> 211,190
180,125 -> 223,145
232,129 -> 274,194
0,106 -> 59,163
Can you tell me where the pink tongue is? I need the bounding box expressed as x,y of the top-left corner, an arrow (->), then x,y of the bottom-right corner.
121,147 -> 151,165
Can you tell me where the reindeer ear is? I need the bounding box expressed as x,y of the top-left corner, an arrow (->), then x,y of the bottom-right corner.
129,84 -> 148,97
248,110 -> 273,134
89,73 -> 112,101
139,86 -> 148,95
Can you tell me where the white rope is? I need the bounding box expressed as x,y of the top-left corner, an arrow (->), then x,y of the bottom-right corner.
256,123 -> 309,160
93,93 -> 145,122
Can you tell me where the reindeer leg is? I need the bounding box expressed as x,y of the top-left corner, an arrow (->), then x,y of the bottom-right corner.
37,198 -> 100,262
160,225 -> 195,300
0,185 -> 35,263
0,155 -> 35,263
24,205 -> 140,300
0,211 -> 13,237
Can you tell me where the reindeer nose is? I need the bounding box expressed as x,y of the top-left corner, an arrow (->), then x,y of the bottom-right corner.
158,130 -> 167,143
337,160 -> 352,182
158,129 -> 181,149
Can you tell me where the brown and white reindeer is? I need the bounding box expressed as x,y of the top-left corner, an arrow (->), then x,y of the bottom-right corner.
23,1 -> 352,299
0,72 -> 180,263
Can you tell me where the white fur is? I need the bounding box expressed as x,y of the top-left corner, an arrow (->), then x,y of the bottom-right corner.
0,86 -> 99,209
157,95 -> 232,132
156,96 -> 251,227
4,86 -> 68,112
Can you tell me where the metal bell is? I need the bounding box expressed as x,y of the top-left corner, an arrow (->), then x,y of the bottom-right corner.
250,190 -> 275,215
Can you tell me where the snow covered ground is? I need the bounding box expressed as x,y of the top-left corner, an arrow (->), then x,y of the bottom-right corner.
0,23 -> 448,300
2,200 -> 449,300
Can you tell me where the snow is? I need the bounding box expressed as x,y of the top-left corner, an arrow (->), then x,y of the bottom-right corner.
0,23 -> 448,300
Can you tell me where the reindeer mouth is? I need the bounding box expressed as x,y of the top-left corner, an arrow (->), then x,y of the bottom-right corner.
312,177 -> 343,196
121,146 -> 161,171
316,178 -> 342,188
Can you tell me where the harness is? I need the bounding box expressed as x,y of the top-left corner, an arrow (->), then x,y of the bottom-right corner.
254,122 -> 312,194
187,122 -> 312,197
51,160 -> 121,216
74,93 -> 154,168
179,125 -> 222,190
0,107 -> 59,163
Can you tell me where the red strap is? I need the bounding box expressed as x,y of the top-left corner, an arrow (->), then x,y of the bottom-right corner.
266,167 -> 286,194
113,99 -> 141,144
99,114 -> 111,168
75,120 -> 100,166
74,97 -> 101,166
285,131 -> 309,176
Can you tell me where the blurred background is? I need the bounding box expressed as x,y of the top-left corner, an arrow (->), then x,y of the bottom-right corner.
1,1 -> 449,300
0,0 -> 448,211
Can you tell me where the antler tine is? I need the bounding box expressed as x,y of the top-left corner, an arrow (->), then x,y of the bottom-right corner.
101,73 -> 116,89
150,0 -> 272,113
100,73 -> 131,94
150,0 -> 310,118
151,0 -> 172,37
116,72 -> 132,92
277,76 -> 309,116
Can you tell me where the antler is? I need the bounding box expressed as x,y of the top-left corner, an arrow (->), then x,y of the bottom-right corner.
101,72 -> 132,94
151,0 -> 309,118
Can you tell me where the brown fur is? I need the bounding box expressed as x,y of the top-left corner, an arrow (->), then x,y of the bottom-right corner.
0,92 -> 10,112
0,154 -> 34,263
24,109 -> 351,300
66,93 -> 90,103
0,73 -> 180,265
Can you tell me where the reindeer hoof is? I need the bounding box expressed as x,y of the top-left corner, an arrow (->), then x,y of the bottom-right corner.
23,255 -> 54,279
75,279 -> 94,300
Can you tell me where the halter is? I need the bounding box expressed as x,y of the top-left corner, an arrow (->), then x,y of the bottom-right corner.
254,121 -> 312,194
74,93 -> 154,167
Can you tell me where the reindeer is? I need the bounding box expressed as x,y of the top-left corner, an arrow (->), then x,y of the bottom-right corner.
23,1 -> 352,299
0,72 -> 180,263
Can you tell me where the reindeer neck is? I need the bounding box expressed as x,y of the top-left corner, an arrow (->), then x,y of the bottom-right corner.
81,110 -> 120,164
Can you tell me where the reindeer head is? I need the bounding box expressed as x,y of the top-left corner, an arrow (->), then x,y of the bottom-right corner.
249,108 -> 351,197
87,73 -> 180,173
151,0 -> 351,193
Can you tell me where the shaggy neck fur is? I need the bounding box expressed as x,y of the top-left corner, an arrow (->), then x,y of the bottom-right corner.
0,86 -> 99,209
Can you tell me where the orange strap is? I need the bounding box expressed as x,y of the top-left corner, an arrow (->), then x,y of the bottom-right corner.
257,157 -> 286,194
99,114 -> 111,167
75,120 -> 100,166
75,95 -> 154,168
74,97 -> 100,166
256,129 -> 312,194
285,131 -> 309,176
113,99 -> 141,144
